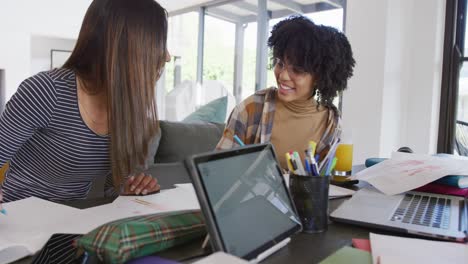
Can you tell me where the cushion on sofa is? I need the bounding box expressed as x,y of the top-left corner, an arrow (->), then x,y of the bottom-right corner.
154,121 -> 225,163
182,96 -> 227,124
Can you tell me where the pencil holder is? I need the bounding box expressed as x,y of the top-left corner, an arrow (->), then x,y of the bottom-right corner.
289,174 -> 330,233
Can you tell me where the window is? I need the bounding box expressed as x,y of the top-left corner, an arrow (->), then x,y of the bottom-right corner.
438,0 -> 467,154
166,12 -> 199,94
161,1 -> 346,122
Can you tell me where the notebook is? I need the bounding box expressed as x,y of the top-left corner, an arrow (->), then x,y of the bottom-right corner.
318,246 -> 371,264
330,188 -> 467,242
0,197 -> 84,263
435,175 -> 468,188
370,233 -> 468,264
0,186 -> 200,263
185,143 -> 302,262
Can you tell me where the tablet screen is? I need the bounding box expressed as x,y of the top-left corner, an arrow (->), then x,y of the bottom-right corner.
195,145 -> 301,259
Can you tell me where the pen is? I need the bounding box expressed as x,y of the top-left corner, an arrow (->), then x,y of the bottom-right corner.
286,152 -> 297,173
292,151 -> 306,175
312,162 -> 319,176
202,235 -> 210,249
325,157 -> 337,176
233,135 -> 245,146
290,158 -> 298,172
305,150 -> 318,175
81,252 -> 89,264
319,138 -> 340,171
323,141 -> 339,175
329,157 -> 338,174
285,153 -> 295,172
0,190 -> 5,215
309,141 -> 317,156
304,159 -> 312,176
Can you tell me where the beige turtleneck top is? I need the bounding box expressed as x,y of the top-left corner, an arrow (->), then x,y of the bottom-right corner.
270,97 -> 329,170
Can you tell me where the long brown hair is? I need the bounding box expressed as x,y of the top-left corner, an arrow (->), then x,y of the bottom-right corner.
63,0 -> 168,190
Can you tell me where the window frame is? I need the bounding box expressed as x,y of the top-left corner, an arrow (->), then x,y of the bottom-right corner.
437,0 -> 467,153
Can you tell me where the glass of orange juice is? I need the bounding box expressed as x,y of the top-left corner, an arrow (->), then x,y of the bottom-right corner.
334,143 -> 353,176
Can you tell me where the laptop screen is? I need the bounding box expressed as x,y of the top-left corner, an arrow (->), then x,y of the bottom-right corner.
191,144 -> 301,259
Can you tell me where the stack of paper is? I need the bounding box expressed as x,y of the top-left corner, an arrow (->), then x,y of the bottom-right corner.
193,252 -> 249,264
369,233 -> 468,264
329,185 -> 355,199
322,233 -> 467,264
78,186 -> 200,233
0,197 -> 85,263
0,185 -> 200,263
353,152 -> 468,195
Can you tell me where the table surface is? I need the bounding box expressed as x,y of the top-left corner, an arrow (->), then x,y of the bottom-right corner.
12,165 -> 404,264
15,189 -> 378,264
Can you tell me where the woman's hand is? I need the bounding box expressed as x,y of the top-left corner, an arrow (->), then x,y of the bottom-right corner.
122,173 -> 160,195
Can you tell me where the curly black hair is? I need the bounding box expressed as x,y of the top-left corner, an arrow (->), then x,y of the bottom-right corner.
268,15 -> 355,108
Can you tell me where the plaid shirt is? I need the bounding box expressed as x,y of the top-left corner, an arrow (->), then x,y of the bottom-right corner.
216,88 -> 342,159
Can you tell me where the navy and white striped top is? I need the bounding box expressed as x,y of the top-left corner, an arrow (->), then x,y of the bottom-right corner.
0,68 -> 111,202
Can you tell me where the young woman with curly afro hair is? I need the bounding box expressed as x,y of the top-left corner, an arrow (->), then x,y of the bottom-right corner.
217,15 -> 355,170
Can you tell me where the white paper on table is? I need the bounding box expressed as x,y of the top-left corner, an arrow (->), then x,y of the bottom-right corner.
73,186 -> 201,234
370,233 -> 468,264
137,185 -> 200,211
174,183 -> 198,196
0,185 -> 201,262
0,197 -> 85,262
329,185 -> 355,198
352,152 -> 468,195
193,252 -> 249,264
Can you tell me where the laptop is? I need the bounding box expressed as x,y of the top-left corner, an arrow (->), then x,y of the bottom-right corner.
184,143 -> 302,262
330,187 -> 467,242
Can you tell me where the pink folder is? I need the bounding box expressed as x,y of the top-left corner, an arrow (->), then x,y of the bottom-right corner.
413,182 -> 468,197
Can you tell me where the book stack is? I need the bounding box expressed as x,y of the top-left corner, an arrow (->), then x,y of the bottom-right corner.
414,175 -> 468,197
434,175 -> 468,188
364,155 -> 468,197
319,233 -> 467,264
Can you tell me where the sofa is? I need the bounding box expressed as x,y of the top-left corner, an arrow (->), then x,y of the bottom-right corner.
150,120 -> 225,189
154,120 -> 225,163
87,120 -> 225,198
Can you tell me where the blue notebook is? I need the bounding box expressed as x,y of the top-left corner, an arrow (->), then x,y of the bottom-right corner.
434,175 -> 468,188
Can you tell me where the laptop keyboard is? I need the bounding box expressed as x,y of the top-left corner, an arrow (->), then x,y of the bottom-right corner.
390,194 -> 450,229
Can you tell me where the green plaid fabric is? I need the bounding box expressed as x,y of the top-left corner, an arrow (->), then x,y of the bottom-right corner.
76,210 -> 206,264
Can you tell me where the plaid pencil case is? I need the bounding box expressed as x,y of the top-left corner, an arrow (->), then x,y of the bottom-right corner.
76,210 -> 206,264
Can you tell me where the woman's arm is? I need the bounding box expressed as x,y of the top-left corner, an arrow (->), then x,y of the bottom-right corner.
216,103 -> 249,150
0,73 -> 57,167
104,133 -> 162,197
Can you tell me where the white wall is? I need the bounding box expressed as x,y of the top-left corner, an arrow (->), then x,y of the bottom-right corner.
31,35 -> 76,74
343,0 -> 388,163
0,0 -> 178,108
0,70 -> 4,113
344,0 -> 446,163
403,0 -> 445,156
0,0 -> 91,102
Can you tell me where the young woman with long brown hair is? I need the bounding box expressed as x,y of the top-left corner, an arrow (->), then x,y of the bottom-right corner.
0,0 -> 169,206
